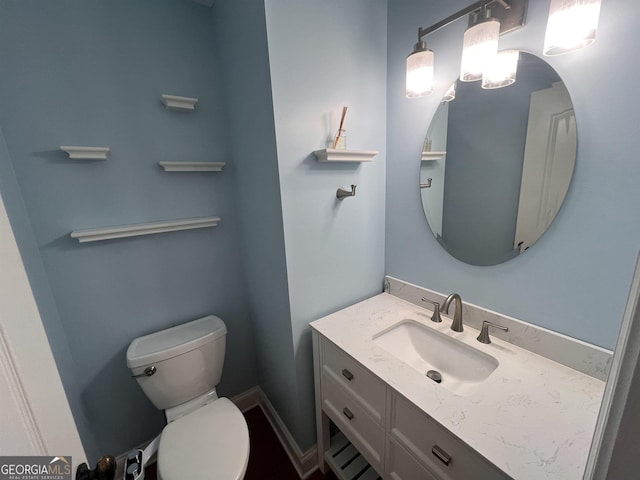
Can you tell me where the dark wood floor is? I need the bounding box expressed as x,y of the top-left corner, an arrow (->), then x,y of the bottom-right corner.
143,406 -> 337,480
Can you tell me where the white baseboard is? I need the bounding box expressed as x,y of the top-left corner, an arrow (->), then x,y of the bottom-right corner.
253,388 -> 319,479
115,386 -> 319,479
230,385 -> 261,412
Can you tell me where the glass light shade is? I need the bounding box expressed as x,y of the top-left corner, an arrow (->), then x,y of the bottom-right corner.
443,82 -> 456,102
406,47 -> 434,98
544,0 -> 602,56
482,50 -> 520,89
460,17 -> 500,82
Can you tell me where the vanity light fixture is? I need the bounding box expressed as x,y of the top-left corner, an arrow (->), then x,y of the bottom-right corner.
406,0 -> 527,98
460,4 -> 501,82
543,0 -> 603,56
482,49 -> 520,89
406,39 -> 434,97
443,82 -> 457,102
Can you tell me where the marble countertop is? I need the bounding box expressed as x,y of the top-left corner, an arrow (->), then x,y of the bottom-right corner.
310,293 -> 605,480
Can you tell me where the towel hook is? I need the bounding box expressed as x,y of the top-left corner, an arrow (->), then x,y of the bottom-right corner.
337,184 -> 356,200
420,178 -> 432,189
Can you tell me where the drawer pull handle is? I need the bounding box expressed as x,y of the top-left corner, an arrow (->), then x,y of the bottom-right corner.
342,369 -> 354,381
343,407 -> 354,420
432,445 -> 451,466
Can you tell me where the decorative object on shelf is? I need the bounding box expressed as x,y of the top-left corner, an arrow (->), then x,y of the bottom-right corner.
334,129 -> 347,150
421,152 -> 446,161
60,146 -> 110,160
313,149 -> 378,163
70,216 -> 221,243
161,94 -> 198,111
332,106 -> 348,149
336,184 -> 356,200
159,162 -> 225,172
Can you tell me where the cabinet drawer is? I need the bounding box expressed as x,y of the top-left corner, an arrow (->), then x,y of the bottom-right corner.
322,372 -> 385,473
322,339 -> 386,423
390,394 -> 511,480
387,438 -> 438,480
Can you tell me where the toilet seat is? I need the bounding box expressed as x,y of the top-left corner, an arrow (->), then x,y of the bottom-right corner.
157,398 -> 249,480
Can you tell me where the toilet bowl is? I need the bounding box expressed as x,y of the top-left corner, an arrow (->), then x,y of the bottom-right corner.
127,315 -> 249,480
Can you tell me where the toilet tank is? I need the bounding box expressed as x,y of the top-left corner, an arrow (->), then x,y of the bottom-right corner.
126,315 -> 227,411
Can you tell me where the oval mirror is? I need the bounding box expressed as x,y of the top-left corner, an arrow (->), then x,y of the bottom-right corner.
420,51 -> 576,266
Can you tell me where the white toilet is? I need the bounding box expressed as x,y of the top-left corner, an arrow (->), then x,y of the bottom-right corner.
126,315 -> 249,480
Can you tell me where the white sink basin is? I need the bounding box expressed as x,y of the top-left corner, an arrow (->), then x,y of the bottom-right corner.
373,319 -> 499,396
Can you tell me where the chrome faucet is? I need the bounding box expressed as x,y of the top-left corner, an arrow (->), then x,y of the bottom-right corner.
442,293 -> 463,332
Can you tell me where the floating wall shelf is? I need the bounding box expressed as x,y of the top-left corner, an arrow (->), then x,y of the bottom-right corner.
313,149 -> 378,163
159,162 -> 225,172
421,151 -> 446,161
60,146 -> 110,160
70,216 -> 221,243
161,94 -> 198,111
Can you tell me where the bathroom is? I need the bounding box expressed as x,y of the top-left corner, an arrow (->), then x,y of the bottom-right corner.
0,0 -> 638,478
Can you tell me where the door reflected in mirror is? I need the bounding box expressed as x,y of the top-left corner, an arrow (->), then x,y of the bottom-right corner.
420,51 -> 576,266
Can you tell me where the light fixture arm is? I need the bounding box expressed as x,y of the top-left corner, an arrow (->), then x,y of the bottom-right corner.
417,0 -> 519,40
493,0 -> 512,9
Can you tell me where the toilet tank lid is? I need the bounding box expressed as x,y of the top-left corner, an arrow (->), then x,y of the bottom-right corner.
127,315 -> 227,369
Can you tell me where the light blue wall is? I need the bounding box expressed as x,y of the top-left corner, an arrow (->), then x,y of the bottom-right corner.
214,0 -> 388,451
4,0 -> 633,462
0,0 -> 258,458
264,0 -> 388,449
386,0 -> 640,350
212,0 -> 299,446
0,127 -> 99,456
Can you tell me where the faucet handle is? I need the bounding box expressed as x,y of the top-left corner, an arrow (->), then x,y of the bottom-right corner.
421,298 -> 442,323
477,321 -> 509,344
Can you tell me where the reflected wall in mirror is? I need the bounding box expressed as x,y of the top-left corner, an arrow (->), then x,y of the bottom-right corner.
420,51 -> 576,266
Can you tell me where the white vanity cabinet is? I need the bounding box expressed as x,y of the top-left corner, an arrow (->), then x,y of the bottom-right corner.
387,439 -> 438,480
311,292 -> 606,480
316,336 -> 387,475
388,394 -> 509,480
313,332 -> 511,480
